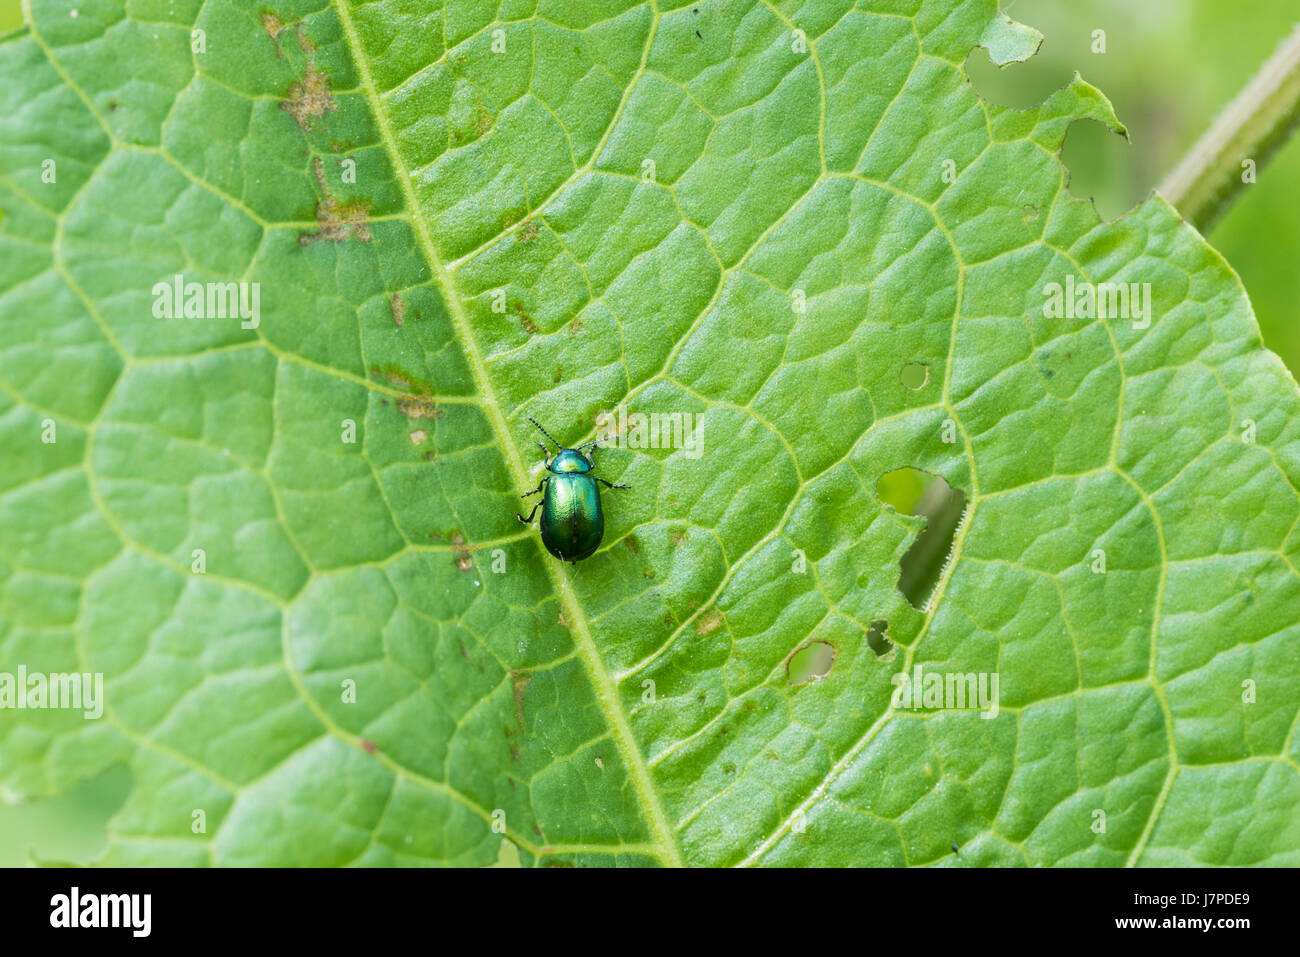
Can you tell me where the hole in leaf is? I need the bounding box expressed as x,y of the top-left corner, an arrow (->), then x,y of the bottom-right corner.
962,45 -> 1066,111
877,468 -> 969,611
964,41 -> 1136,222
866,619 -> 895,659
787,641 -> 835,687
490,839 -> 523,868
1060,118 -> 1138,222
900,362 -> 929,390
0,763 -> 131,866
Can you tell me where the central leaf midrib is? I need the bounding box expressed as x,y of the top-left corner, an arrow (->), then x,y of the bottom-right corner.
331,1 -> 684,866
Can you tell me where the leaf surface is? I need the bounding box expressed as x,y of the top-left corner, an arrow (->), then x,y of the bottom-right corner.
1,0 -> 1298,866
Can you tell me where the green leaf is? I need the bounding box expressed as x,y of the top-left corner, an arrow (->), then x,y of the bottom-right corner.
2,0 -> 1298,867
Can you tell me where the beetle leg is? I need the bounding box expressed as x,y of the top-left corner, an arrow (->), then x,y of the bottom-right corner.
594,477 -> 630,490
516,498 -> 544,524
521,476 -> 548,499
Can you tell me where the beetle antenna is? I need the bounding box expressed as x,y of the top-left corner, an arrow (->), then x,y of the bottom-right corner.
527,417 -> 563,451
575,439 -> 601,453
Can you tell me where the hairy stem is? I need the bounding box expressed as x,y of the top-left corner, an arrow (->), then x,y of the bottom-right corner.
1158,23 -> 1300,232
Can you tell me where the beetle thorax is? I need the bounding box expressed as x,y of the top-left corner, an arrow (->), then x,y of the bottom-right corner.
549,449 -> 593,473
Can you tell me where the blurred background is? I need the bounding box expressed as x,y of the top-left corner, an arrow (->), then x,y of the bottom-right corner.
1,0 -> 1297,864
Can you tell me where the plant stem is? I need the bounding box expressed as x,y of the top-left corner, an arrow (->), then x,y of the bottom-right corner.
898,479 -> 967,612
1158,22 -> 1300,232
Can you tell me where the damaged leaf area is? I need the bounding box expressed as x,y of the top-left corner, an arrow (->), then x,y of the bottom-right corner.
302,157 -> 372,244
1,0 -> 1298,869
281,64 -> 338,132
273,14 -> 335,131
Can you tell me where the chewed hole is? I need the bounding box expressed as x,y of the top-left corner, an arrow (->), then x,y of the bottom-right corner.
877,467 -> 969,611
866,619 -> 895,660
962,45 -> 1065,111
787,641 -> 835,687
1060,118 -> 1137,221
900,362 -> 929,390
964,42 -> 1136,223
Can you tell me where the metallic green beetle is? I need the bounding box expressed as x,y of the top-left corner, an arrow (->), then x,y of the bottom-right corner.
516,418 -> 629,563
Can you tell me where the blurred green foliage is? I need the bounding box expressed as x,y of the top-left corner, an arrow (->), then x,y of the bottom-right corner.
968,0 -> 1300,376
0,0 -> 19,34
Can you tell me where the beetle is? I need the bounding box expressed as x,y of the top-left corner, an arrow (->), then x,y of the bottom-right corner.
516,417 -> 629,563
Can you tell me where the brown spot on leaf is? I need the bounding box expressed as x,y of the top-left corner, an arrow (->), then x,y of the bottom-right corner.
300,157 -> 371,245
623,536 -> 639,555
389,293 -> 404,327
281,64 -> 337,132
515,220 -> 540,243
262,12 -> 288,57
512,301 -> 538,334
360,738 -> 376,754
409,429 -> 427,445
397,397 -> 443,420
301,195 -> 371,243
511,671 -> 531,733
295,23 -> 316,55
696,608 -> 723,635
475,101 -> 493,137
369,365 -> 432,395
451,532 -> 473,570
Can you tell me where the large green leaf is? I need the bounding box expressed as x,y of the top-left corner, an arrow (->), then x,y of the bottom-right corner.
1,0 -> 1297,867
